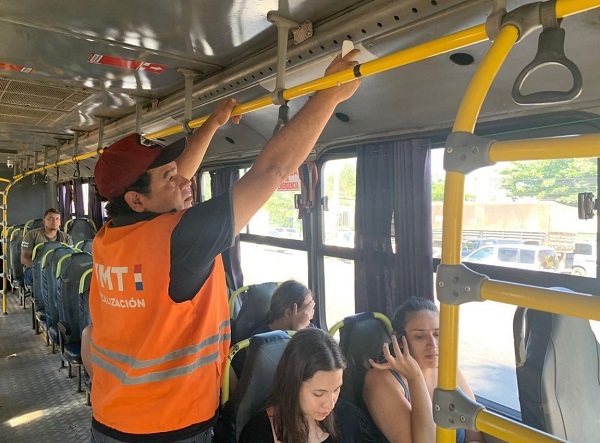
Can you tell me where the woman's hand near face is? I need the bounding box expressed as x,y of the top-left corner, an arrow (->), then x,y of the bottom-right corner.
369,335 -> 422,381
291,299 -> 315,330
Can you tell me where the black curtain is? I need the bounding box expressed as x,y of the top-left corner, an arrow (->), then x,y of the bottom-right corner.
73,179 -> 85,218
58,182 -> 72,222
354,139 -> 433,316
88,178 -> 104,230
210,167 -> 243,290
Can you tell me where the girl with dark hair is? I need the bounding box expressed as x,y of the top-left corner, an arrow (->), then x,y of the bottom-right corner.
231,280 -> 315,380
363,298 -> 485,443
240,328 -> 375,443
253,280 -> 316,335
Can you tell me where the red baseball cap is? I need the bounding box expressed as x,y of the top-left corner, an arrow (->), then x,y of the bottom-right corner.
94,134 -> 185,200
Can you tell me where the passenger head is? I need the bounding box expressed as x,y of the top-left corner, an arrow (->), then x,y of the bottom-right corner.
392,298 -> 439,369
271,328 -> 346,442
265,280 -> 314,330
95,134 -> 193,218
43,208 -> 61,232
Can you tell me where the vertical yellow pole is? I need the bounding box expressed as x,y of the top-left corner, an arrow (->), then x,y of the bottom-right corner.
437,25 -> 518,443
2,190 -> 8,315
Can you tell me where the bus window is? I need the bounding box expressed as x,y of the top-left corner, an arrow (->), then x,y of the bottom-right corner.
323,256 -> 355,328
200,171 -> 212,202
458,301 -> 520,411
240,242 -> 307,286
246,187 -> 303,239
432,150 -> 599,413
432,150 -> 598,277
321,158 -> 356,247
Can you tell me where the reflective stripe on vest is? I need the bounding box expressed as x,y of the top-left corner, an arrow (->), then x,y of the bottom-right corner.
91,319 -> 230,385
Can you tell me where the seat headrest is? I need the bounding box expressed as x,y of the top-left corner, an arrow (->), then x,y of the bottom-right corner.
232,282 -> 278,343
223,330 -> 291,443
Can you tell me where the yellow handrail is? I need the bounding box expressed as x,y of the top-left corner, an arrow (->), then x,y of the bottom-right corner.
147,0 -> 599,141
439,25 -> 519,405
437,2 -> 600,442
481,281 -> 600,322
7,0 -> 598,186
476,410 -> 567,443
147,24 -> 489,140
490,134 -> 600,162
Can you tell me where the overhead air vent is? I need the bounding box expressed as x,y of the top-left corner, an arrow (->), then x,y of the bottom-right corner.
0,77 -> 95,127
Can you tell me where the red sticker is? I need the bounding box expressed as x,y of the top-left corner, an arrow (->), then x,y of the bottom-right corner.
88,54 -> 166,74
0,62 -> 33,73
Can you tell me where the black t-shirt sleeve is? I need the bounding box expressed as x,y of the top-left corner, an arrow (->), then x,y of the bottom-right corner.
239,410 -> 274,443
169,190 -> 235,302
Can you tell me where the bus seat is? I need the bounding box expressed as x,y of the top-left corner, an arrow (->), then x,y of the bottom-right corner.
230,282 -> 279,344
5,226 -> 15,281
23,218 -> 44,235
31,241 -> 63,334
75,238 -> 94,254
40,246 -> 73,352
330,312 -> 392,409
79,267 -> 93,404
514,304 -> 600,442
64,218 -> 97,245
222,330 -> 292,443
56,252 -> 93,391
8,228 -> 24,288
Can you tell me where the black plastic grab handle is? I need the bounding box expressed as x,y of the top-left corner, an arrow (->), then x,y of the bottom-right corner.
512,26 -> 583,105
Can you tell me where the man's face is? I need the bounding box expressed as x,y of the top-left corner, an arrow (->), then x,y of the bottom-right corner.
140,162 -> 193,213
44,213 -> 61,231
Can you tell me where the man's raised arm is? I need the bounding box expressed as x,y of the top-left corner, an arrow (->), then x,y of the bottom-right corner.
176,99 -> 241,180
231,50 -> 361,234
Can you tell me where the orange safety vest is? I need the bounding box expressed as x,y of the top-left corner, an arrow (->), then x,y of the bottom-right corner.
89,210 -> 230,435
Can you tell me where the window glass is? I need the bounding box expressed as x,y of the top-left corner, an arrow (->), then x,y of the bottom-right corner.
431,150 -> 599,412
200,172 -> 211,202
322,158 -> 356,247
82,182 -> 89,216
240,242 -> 307,285
519,249 -> 535,264
498,248 -> 518,263
432,149 -> 597,277
323,256 -> 355,329
245,169 -> 303,239
467,247 -> 493,262
458,301 -> 520,411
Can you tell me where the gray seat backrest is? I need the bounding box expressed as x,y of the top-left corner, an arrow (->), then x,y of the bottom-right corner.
24,218 -> 44,235
41,246 -> 73,330
231,282 -> 278,344
65,218 -> 97,245
222,330 -> 291,443
57,252 -> 93,344
32,241 -> 63,313
8,228 -> 24,282
514,304 -> 600,442
78,238 -> 94,254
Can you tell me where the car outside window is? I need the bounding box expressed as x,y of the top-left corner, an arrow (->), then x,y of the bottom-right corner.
519,249 -> 536,264
498,248 -> 518,263
468,246 -> 494,262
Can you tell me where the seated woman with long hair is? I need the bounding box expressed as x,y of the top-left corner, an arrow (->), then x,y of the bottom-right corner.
231,280 -> 315,380
363,298 -> 485,443
253,279 -> 316,335
240,328 -> 375,443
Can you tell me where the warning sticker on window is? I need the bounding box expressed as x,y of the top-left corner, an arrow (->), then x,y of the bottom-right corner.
87,54 -> 167,74
277,169 -> 301,192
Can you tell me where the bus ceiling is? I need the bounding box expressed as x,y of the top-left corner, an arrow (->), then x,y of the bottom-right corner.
0,0 -> 599,181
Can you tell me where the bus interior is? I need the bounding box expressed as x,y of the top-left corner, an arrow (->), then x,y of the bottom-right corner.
1,0 -> 599,442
